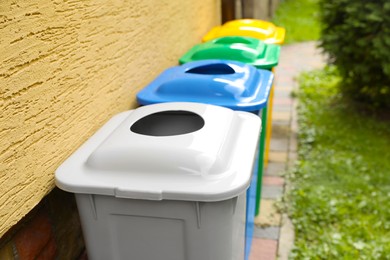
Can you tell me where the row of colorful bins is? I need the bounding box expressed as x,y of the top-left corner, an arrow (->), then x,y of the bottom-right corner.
137,19 -> 285,260
56,19 -> 285,260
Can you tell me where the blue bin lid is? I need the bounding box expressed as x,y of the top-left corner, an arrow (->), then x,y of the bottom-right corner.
137,60 -> 274,112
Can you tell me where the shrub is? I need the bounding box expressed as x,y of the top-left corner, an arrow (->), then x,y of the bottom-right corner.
319,0 -> 390,108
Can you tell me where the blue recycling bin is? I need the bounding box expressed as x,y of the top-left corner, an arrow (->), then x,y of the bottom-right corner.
136,60 -> 273,259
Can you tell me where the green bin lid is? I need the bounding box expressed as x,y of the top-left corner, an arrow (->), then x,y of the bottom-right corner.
180,36 -> 280,70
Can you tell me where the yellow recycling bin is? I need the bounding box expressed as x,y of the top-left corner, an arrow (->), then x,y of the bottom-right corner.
203,19 -> 285,167
202,19 -> 285,44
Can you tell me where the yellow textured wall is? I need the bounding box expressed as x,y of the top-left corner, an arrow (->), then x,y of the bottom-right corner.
0,0 -> 221,237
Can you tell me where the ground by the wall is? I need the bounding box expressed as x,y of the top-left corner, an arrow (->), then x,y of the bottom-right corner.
0,0 -> 220,242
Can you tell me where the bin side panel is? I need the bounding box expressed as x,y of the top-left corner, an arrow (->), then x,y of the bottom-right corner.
75,194 -> 246,260
109,215 -> 185,260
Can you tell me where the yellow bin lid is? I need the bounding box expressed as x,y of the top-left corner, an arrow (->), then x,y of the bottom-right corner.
203,19 -> 286,45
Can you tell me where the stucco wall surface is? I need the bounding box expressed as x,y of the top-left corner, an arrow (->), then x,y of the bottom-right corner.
0,0 -> 221,237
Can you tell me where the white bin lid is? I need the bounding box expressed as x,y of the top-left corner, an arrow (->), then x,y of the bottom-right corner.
55,102 -> 261,202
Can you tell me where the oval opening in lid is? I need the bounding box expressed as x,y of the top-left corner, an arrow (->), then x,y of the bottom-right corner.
130,110 -> 205,136
185,63 -> 235,75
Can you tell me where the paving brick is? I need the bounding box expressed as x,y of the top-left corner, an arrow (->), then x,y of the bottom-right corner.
273,89 -> 292,98
0,241 -> 14,260
287,151 -> 298,170
272,120 -> 290,129
249,238 -> 278,260
274,84 -> 294,91
272,111 -> 291,122
262,176 -> 285,186
261,185 -> 283,199
288,151 -> 298,163
288,132 -> 298,152
273,97 -> 293,106
253,226 -> 280,240
290,102 -> 299,134
36,236 -> 57,260
270,137 -> 289,152
269,151 -> 288,163
278,214 -> 295,260
14,210 -> 55,259
255,199 -> 281,227
271,125 -> 291,137
275,72 -> 295,80
272,104 -> 292,112
264,162 -> 286,176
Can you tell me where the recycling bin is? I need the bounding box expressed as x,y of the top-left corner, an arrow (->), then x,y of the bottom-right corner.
55,102 -> 260,260
179,37 -> 280,217
136,60 -> 273,260
179,36 -> 280,70
202,19 -> 285,44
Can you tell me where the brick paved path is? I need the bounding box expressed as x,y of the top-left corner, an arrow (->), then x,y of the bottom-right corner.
249,41 -> 326,260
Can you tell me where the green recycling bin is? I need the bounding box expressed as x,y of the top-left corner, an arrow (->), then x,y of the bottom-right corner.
179,36 -> 280,69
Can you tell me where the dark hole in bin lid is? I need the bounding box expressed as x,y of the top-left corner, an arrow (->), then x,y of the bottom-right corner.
185,63 -> 235,75
130,110 -> 205,136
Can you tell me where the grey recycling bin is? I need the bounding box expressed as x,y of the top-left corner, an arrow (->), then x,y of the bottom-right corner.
55,102 -> 260,260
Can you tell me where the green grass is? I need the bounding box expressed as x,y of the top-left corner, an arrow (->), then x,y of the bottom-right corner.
285,67 -> 390,259
272,0 -> 321,44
